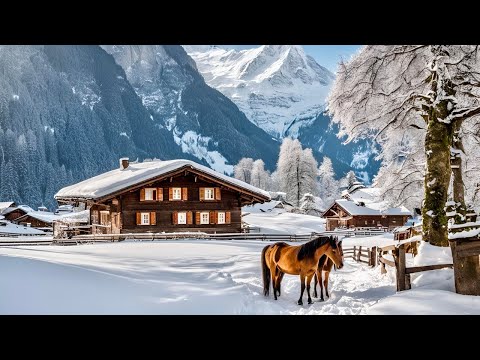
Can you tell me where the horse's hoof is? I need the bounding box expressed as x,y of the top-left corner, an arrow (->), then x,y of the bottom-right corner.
308,300 -> 313,305
297,300 -> 303,306
320,298 -> 324,302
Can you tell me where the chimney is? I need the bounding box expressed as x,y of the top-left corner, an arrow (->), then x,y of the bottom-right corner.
120,157 -> 129,170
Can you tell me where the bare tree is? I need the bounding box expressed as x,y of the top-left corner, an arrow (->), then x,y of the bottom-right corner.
233,158 -> 254,184
329,45 -> 480,246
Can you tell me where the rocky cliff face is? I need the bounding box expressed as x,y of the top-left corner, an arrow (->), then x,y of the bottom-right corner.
102,45 -> 279,174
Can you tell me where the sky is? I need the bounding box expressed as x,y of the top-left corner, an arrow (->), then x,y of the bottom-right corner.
223,45 -> 362,73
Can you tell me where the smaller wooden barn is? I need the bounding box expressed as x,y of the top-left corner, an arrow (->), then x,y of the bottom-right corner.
321,199 -> 411,231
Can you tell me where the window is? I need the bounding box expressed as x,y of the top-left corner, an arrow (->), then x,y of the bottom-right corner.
217,211 -> 225,224
365,220 -> 368,225
204,188 -> 215,200
201,212 -> 209,224
145,188 -> 157,201
141,212 -> 150,225
100,211 -> 110,225
172,188 -> 182,200
178,212 -> 187,225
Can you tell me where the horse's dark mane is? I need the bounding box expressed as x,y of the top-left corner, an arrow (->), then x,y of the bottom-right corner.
297,236 -> 337,261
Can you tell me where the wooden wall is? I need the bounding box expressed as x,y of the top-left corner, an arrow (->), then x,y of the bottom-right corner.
326,215 -> 409,231
118,173 -> 242,233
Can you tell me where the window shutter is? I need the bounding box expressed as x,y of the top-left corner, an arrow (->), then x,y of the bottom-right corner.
150,212 -> 156,225
199,187 -> 205,201
140,188 -> 145,202
225,211 -> 231,224
182,187 -> 188,201
215,188 -> 221,200
169,188 -> 173,201
157,188 -> 163,201
136,212 -> 141,225
195,211 -> 201,224
172,211 -> 178,225
187,211 -> 193,225
210,211 -> 215,224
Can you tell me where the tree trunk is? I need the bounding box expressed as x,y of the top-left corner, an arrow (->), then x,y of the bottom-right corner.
423,116 -> 451,247
451,119 -> 466,224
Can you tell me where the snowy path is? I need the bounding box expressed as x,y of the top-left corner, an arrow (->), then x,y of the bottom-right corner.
0,240 -> 396,314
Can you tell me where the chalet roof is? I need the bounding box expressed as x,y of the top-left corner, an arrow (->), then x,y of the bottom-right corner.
55,159 -> 271,201
15,210 -> 90,224
1,205 -> 34,216
323,199 -> 412,217
0,202 -> 16,213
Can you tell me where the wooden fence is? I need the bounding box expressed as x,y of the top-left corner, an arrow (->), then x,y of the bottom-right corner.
377,240 -> 453,291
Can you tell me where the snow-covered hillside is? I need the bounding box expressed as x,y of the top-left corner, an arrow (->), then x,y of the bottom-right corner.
185,45 -> 334,139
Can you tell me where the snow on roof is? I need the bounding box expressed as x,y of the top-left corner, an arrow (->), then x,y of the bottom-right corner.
55,159 -> 270,200
335,199 -> 380,216
2,205 -> 34,216
334,199 -> 412,217
0,202 -> 15,212
17,210 -> 90,224
0,221 -> 46,235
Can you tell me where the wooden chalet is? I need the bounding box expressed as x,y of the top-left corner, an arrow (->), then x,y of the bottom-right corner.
1,205 -> 34,222
321,199 -> 411,231
54,159 -> 270,235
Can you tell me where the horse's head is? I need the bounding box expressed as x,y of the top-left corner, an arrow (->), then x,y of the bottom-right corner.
324,236 -> 344,269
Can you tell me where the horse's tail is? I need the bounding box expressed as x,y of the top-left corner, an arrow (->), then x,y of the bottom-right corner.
261,245 -> 271,296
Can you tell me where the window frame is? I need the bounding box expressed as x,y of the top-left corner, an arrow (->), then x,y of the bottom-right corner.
200,212 -> 210,224
172,187 -> 182,200
217,211 -> 226,224
100,210 -> 110,225
204,188 -> 215,200
144,187 -> 157,201
178,212 -> 187,225
140,212 -> 151,225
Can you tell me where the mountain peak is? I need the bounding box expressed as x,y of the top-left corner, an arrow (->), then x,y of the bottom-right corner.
186,45 -> 334,138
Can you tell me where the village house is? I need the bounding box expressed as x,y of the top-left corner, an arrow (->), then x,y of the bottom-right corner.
321,199 -> 411,231
54,158 -> 270,234
1,205 -> 34,222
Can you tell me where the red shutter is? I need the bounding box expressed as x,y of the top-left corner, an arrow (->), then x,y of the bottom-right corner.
182,187 -> 188,201
136,212 -> 141,225
172,211 -> 178,225
157,188 -> 163,201
199,188 -> 205,201
210,211 -> 215,224
140,189 -> 145,202
195,212 -> 201,224
215,188 -> 221,200
150,212 -> 156,225
169,188 -> 173,201
214,211 -> 219,224
225,211 -> 231,224
187,211 -> 193,225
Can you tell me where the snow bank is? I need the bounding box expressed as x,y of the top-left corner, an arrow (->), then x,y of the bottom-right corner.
243,212 -> 325,234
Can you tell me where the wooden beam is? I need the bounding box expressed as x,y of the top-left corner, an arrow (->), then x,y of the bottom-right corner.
405,264 -> 453,274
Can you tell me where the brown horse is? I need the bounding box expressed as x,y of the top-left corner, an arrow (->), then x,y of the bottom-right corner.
313,239 -> 344,301
261,236 -> 344,305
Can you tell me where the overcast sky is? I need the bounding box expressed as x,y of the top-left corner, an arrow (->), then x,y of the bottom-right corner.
224,45 -> 361,73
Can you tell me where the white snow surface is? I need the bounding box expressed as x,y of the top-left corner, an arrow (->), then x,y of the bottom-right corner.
55,159 -> 270,200
0,221 -> 46,235
185,45 -> 335,138
2,236 -> 477,314
243,211 -> 325,234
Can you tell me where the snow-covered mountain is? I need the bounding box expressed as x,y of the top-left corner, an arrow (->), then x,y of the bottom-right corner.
186,45 -> 380,182
185,45 -> 334,139
102,45 -> 279,174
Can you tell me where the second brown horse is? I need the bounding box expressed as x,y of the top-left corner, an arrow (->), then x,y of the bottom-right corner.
261,236 -> 344,305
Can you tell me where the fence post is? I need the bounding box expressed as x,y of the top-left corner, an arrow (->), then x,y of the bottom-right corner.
379,250 -> 387,274
394,245 -> 407,291
353,246 -> 356,260
357,246 -> 362,262
370,246 -> 377,267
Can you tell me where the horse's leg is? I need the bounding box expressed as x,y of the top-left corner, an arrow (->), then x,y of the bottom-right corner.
271,266 -> 278,300
313,272 -> 318,298
319,270 -> 325,301
324,271 -> 330,299
306,273 -> 315,305
297,273 -> 306,305
276,270 -> 285,297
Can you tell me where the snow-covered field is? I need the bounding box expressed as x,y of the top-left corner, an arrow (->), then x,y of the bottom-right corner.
1,236 -> 479,315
